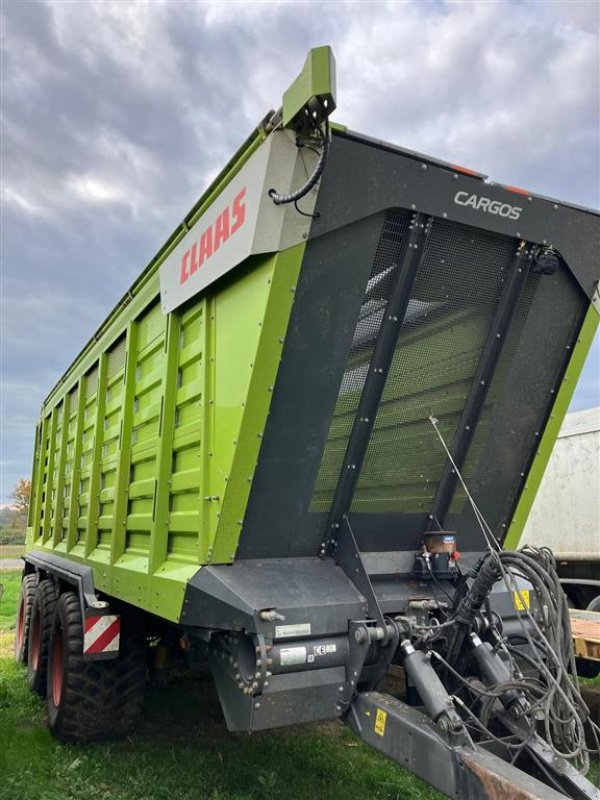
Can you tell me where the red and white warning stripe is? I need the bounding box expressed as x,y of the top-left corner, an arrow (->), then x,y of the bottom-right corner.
84,614 -> 120,655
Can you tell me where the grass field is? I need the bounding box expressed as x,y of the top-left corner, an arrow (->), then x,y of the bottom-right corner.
0,544 -> 24,560
0,570 -> 21,648
2,567 -> 597,799
0,568 -> 440,800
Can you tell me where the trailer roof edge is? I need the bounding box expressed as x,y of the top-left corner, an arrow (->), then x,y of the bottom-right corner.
337,127 -> 600,218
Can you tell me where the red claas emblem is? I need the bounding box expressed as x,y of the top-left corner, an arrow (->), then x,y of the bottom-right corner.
180,188 -> 246,285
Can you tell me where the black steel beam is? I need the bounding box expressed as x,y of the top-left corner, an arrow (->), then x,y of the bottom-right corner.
427,242 -> 534,531
346,691 -> 574,800
498,710 -> 600,800
334,518 -> 386,627
321,212 -> 431,554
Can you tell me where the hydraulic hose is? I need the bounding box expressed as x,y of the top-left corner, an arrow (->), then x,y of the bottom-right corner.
453,555 -> 502,625
268,121 -> 329,206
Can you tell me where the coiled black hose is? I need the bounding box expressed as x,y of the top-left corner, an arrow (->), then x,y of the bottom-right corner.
447,547 -> 598,772
453,555 -> 502,625
268,121 -> 329,206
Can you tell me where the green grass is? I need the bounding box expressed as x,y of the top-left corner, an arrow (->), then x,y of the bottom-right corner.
0,570 -> 20,634
0,543 -> 25,559
0,568 -> 440,800
0,532 -> 26,547
0,661 -> 439,800
1,569 -> 597,799
0,665 -> 442,800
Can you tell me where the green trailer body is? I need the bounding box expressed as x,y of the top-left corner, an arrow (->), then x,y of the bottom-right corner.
19,48 -> 600,800
27,244 -> 304,622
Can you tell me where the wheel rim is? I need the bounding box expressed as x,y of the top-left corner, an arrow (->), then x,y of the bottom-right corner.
51,623 -> 64,707
31,611 -> 41,671
17,599 -> 25,651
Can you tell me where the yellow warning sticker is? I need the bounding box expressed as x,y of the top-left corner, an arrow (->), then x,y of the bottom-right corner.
374,708 -> 387,737
514,589 -> 530,611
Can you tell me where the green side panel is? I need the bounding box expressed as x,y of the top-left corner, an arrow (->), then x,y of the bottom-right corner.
505,300 -> 599,549
51,392 -> 71,548
210,243 -> 305,563
151,244 -> 305,617
41,406 -> 59,545
29,415 -> 49,544
26,244 -> 305,623
85,354 -> 108,556
109,323 -> 138,565
65,380 -> 86,552
26,420 -> 42,539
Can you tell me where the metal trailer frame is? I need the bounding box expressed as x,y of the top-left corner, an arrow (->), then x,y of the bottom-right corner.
21,47 -> 600,800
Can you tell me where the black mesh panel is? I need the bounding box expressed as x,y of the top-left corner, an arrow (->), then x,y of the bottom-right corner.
447,272 -> 540,515
311,210 -> 410,511
350,220 -> 517,514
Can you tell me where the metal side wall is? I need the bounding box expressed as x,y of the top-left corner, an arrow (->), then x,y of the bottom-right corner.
27,244 -> 304,622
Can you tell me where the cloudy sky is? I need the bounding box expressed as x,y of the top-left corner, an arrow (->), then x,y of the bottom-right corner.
1,0 -> 599,504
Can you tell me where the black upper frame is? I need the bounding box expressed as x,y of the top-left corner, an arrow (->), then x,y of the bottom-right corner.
236,131 -> 598,562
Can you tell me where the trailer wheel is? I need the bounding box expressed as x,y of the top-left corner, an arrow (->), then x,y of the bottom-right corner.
47,591 -> 146,742
27,578 -> 58,696
586,595 -> 600,613
15,574 -> 38,664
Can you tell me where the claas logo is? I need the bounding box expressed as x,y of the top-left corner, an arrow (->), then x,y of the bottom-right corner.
180,188 -> 246,284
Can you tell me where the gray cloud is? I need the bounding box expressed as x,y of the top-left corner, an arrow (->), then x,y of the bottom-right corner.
1,0 -> 598,501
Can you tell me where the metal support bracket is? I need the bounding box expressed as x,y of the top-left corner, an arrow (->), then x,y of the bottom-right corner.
24,549 -> 99,625
346,691 -> 575,800
282,46 -> 337,130
337,618 -> 400,715
334,517 -> 385,627
333,520 -> 401,712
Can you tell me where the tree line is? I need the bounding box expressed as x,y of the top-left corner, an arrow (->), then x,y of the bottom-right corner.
0,478 -> 30,545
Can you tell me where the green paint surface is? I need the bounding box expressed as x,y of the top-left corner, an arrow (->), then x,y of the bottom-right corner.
282,45 -> 336,128
27,242 -> 304,623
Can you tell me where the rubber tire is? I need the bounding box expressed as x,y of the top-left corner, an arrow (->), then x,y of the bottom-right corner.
15,574 -> 38,664
27,578 -> 58,696
586,595 -> 600,613
47,591 -> 146,742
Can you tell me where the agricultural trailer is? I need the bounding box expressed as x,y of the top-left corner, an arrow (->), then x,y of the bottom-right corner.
16,47 -> 600,800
